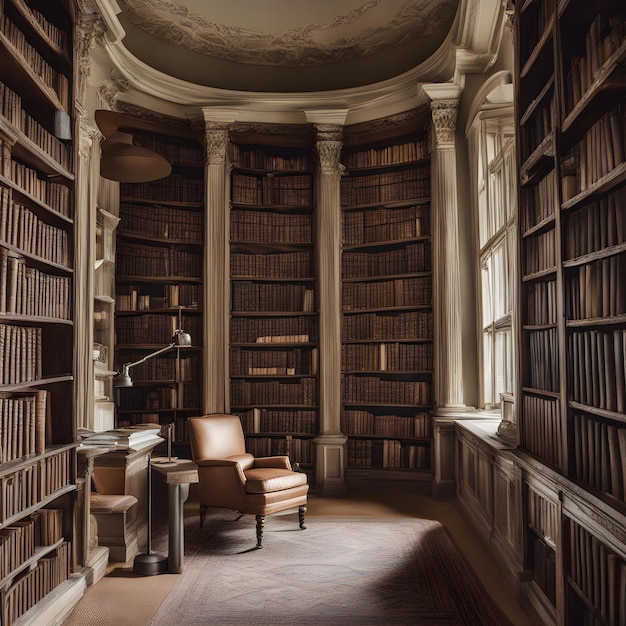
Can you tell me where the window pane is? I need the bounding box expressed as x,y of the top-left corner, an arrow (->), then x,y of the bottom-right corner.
483,330 -> 493,406
482,255 -> 493,326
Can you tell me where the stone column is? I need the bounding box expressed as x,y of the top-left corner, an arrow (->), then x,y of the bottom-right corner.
308,117 -> 348,496
202,118 -> 232,413
421,86 -> 466,409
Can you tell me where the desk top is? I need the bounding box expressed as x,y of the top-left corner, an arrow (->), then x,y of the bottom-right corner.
151,458 -> 199,484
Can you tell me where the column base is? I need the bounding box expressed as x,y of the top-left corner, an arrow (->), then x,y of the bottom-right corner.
313,434 -> 348,497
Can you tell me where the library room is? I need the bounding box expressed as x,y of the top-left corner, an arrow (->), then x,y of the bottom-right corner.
0,0 -> 623,624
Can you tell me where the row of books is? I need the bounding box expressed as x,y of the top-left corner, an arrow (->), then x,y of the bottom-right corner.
1,198 -> 70,266
342,139 -> 427,169
564,186 -> 625,259
1,14 -> 69,111
1,448 -> 72,521
116,242 -> 202,278
571,412 -> 626,500
527,487 -> 558,547
18,1 -> 67,52
116,283 -> 201,312
237,408 -> 317,434
231,378 -> 317,406
341,168 -> 430,206
0,324 -> 41,386
342,276 -> 431,310
122,175 -> 203,204
562,10 -> 626,117
525,279 -> 557,326
565,106 -> 624,196
232,173 -> 313,206
566,253 -> 626,320
244,435 -> 314,464
134,136 -> 202,166
342,310 -> 433,341
569,328 -> 626,413
343,242 -> 431,278
230,316 -> 317,344
3,541 -> 70,626
520,394 -> 562,469
0,389 -> 46,462
341,376 -> 431,406
231,250 -> 313,278
523,228 -> 556,276
343,205 -> 430,244
118,384 -> 201,411
231,283 -> 315,312
6,160 -> 72,218
341,342 -> 433,372
115,314 -> 201,345
568,519 -> 626,626
231,208 -> 312,243
0,509 -> 64,580
530,532 -> 557,607
230,347 -> 316,376
520,169 -> 556,233
526,328 -> 559,392
521,98 -> 555,163
0,250 -> 71,319
117,353 -> 199,382
118,203 -> 203,242
346,438 -> 430,469
342,409 -> 431,438
232,146 -> 312,171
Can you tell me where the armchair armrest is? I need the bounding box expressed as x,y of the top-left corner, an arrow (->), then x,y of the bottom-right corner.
195,458 -> 247,486
253,455 -> 292,470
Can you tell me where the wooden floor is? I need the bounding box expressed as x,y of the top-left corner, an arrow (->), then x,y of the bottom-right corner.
65,489 -> 536,626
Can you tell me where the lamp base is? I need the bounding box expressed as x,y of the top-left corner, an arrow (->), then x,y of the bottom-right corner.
133,552 -> 168,576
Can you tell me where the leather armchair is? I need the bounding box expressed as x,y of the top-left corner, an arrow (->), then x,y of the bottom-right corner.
188,414 -> 308,548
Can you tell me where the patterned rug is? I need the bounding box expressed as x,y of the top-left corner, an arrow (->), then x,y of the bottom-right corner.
149,511 -> 512,625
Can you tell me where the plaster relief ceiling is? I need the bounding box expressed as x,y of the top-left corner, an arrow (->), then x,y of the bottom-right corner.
116,0 -> 459,92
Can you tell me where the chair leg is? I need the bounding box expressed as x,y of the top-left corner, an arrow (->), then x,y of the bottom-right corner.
255,514 -> 265,549
199,504 -> 208,528
299,504 -> 307,529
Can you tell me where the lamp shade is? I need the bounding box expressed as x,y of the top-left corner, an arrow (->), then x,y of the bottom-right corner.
100,132 -> 171,183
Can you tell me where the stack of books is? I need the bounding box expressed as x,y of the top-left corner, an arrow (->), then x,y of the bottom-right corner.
79,424 -> 162,449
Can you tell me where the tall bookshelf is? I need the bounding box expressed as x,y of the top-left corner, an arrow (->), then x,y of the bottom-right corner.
340,126 -> 433,478
114,132 -> 204,448
0,0 -> 80,623
228,138 -> 318,475
516,0 -> 626,622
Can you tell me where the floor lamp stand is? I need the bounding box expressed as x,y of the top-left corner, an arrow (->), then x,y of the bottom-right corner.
133,451 -> 168,575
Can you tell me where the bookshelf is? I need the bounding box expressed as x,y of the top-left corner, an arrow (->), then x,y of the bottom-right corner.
340,129 -> 433,477
228,139 -> 318,474
114,132 -> 204,448
0,0 -> 80,623
515,0 -> 626,621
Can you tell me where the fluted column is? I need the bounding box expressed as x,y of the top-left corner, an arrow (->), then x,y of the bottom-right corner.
202,119 -> 232,413
310,119 -> 347,496
422,87 -> 466,409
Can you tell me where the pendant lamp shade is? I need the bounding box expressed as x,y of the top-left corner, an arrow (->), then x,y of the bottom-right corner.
100,131 -> 171,182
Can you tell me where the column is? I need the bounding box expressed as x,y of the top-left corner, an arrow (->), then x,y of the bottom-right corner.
307,114 -> 348,496
202,117 -> 232,413
421,86 -> 466,410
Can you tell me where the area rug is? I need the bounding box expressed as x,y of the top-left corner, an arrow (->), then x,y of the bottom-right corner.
149,511 -> 512,625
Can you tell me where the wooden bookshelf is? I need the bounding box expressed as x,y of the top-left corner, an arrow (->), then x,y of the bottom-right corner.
0,0 -> 79,623
114,132 -> 204,447
228,139 -> 318,473
516,0 -> 626,621
340,129 -> 433,476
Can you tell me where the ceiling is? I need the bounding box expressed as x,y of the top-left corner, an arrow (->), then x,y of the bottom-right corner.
114,0 -> 459,93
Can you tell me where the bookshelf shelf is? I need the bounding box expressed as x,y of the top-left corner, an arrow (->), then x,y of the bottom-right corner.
229,138 -> 319,472
516,0 -> 626,620
115,132 -> 204,445
340,127 -> 433,474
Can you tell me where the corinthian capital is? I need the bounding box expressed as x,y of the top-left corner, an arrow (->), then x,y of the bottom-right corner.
430,99 -> 459,146
204,122 -> 230,164
315,124 -> 344,174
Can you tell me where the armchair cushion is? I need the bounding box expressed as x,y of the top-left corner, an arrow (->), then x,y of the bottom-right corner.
245,467 -> 308,494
